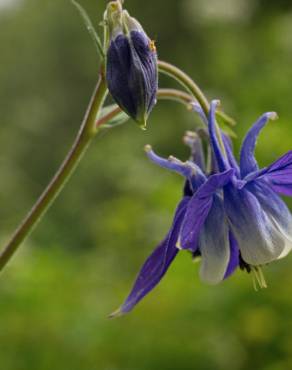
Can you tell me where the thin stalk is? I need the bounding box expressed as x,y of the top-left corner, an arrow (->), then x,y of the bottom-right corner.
158,60 -> 235,126
96,88 -> 195,129
0,72 -> 108,272
156,88 -> 194,106
158,60 -> 209,115
158,60 -> 228,157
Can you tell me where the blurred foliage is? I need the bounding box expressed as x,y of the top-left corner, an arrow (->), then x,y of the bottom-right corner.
0,0 -> 292,369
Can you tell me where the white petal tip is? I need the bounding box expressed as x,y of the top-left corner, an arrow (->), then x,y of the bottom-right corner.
212,99 -> 221,108
108,308 -> 124,319
144,144 -> 152,152
267,112 -> 279,121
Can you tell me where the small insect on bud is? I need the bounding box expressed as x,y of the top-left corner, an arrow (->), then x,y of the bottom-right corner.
105,1 -> 158,128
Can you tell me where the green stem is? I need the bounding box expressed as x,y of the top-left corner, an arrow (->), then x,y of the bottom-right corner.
158,60 -> 210,116
95,88 -> 195,129
158,60 -> 228,157
156,88 -> 194,107
0,72 -> 108,272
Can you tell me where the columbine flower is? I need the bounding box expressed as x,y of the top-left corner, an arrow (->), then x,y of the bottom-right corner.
180,100 -> 292,288
105,1 -> 158,128
111,99 -> 292,316
110,131 -> 238,317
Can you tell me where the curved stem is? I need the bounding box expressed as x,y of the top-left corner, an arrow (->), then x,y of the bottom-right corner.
156,88 -> 194,106
158,60 -> 235,126
0,72 -> 108,272
158,60 -> 209,116
158,60 -> 227,157
96,88 -> 195,129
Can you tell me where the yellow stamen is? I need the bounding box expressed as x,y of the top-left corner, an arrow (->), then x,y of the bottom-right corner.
149,40 -> 156,52
251,266 -> 268,290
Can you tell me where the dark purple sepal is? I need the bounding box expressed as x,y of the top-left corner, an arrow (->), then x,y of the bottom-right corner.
106,30 -> 158,128
254,151 -> 292,196
179,169 -> 234,251
109,197 -> 189,317
224,232 -> 240,279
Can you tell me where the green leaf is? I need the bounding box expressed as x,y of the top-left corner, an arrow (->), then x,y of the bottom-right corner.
71,0 -> 105,58
98,105 -> 129,129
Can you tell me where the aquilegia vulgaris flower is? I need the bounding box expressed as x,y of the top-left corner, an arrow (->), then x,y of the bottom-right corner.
111,99 -> 292,317
105,1 -> 158,128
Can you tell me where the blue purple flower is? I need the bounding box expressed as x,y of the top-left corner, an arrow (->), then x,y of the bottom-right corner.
181,100 -> 292,283
110,132 -> 237,317
111,100 -> 292,317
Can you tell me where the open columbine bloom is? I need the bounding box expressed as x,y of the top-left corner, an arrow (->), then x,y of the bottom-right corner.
180,100 -> 292,287
110,131 -> 238,317
111,99 -> 292,317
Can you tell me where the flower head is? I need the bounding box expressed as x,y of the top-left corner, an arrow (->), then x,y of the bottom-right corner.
111,100 -> 292,316
110,132 -> 237,317
105,1 -> 158,128
189,100 -> 292,287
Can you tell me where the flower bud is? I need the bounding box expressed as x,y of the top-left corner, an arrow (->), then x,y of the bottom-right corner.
105,1 -> 158,128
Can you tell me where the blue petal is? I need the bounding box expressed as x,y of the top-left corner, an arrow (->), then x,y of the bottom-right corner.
247,151 -> 292,196
199,195 -> 230,284
224,184 -> 289,265
110,197 -> 190,317
222,134 -> 240,176
145,146 -> 206,192
192,102 -> 239,174
239,112 -> 277,178
208,100 -> 230,172
246,180 -> 292,259
183,131 -> 205,171
191,102 -> 208,125
179,169 -> 234,251
224,232 -> 240,279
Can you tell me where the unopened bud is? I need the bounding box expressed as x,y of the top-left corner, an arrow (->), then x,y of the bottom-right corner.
105,1 -> 158,128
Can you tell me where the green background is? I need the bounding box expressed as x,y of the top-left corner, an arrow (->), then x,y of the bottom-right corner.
1,0 -> 292,369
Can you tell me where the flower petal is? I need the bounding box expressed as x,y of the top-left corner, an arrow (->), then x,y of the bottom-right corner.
145,145 -> 206,191
224,232 -> 240,279
222,133 -> 240,176
240,112 -> 277,178
179,169 -> 234,251
246,180 -> 292,259
199,195 -> 230,284
192,101 -> 238,173
183,131 -> 205,171
208,100 -> 230,171
224,184 -> 288,265
110,197 -> 190,317
250,151 -> 292,196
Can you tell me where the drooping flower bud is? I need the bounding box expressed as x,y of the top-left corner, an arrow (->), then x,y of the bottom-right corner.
105,1 -> 158,128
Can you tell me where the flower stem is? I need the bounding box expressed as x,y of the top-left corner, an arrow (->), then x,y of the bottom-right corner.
158,60 -> 228,157
0,71 -> 108,272
158,60 -> 235,126
158,60 -> 210,116
96,88 -> 195,129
